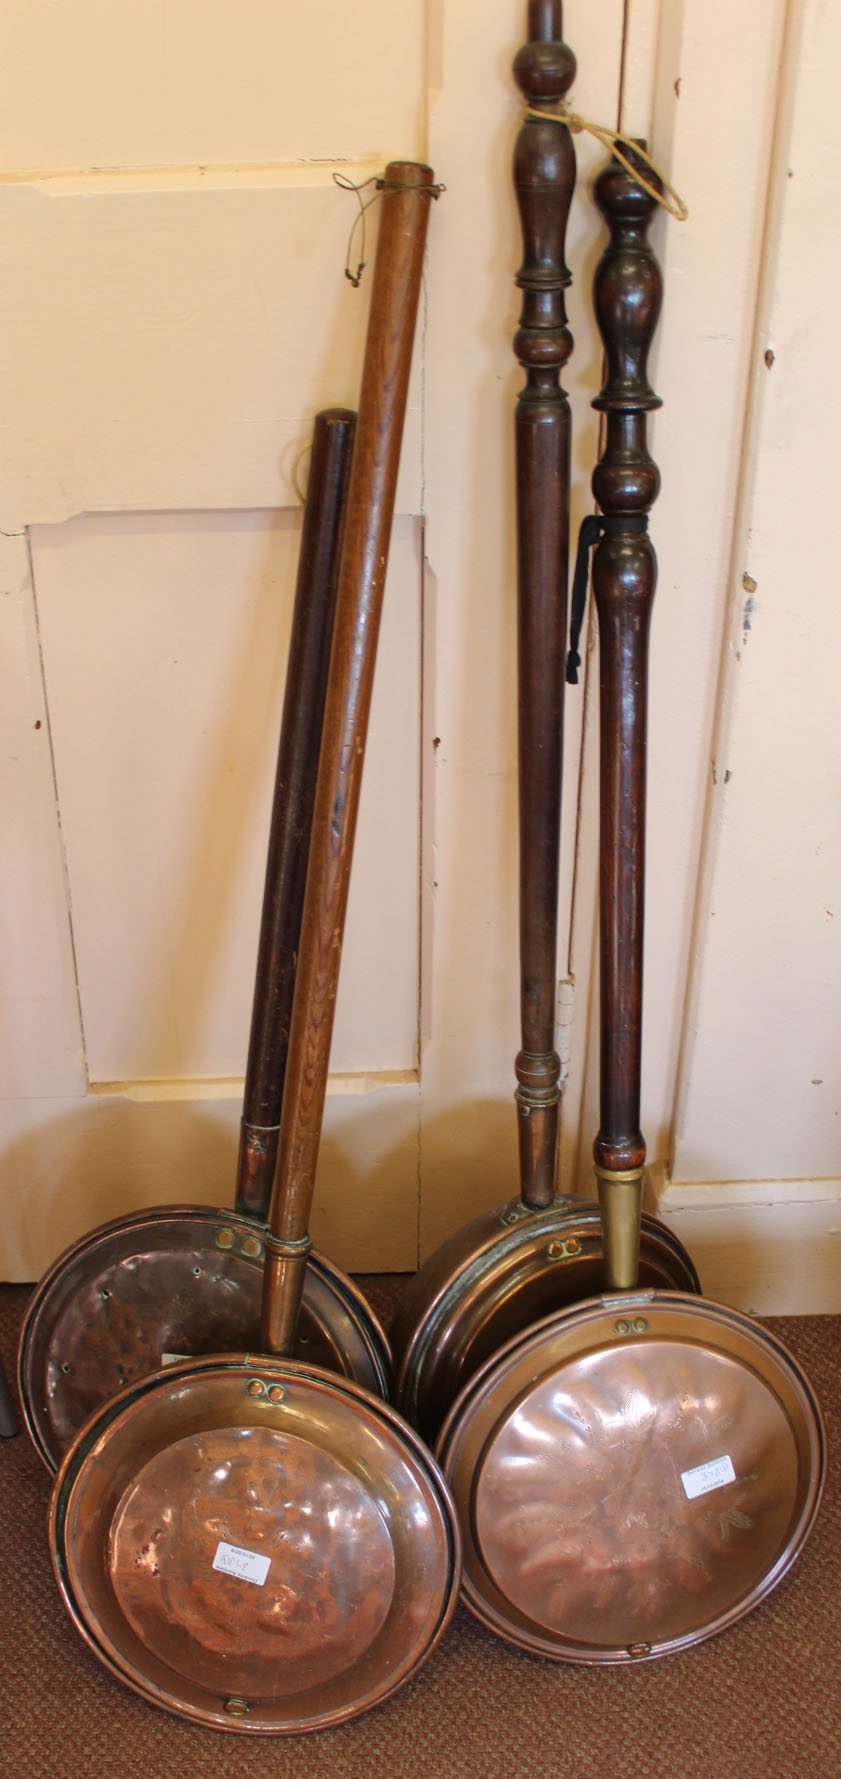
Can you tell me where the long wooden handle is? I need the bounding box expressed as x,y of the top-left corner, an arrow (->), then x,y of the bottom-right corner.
512,1 -> 576,1206
235,409 -> 356,1219
590,150 -> 663,1288
261,162 -> 436,1353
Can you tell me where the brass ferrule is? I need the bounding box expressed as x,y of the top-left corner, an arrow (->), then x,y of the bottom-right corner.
264,1232 -> 313,1259
594,1165 -> 644,1291
261,1234 -> 312,1357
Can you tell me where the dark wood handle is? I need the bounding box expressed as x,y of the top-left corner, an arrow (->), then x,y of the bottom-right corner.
235,408 -> 356,1219
512,1 -> 576,1206
262,163 -> 436,1353
590,149 -> 663,1287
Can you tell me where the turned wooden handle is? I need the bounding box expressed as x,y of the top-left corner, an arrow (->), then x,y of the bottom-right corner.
589,149 -> 663,1286
235,408 -> 356,1220
262,162 -> 436,1353
512,0 -> 576,1206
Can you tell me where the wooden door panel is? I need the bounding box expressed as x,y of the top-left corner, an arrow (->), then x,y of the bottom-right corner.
0,183 -> 422,529
30,510 -> 421,1084
0,0 -> 634,1282
0,0 -> 425,170
0,536 -> 84,1104
3,1079 -> 421,1282
0,0 -> 430,1280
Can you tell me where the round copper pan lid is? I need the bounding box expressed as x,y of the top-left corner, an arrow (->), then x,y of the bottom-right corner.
393,1200 -> 700,1444
20,1206 -> 391,1472
50,1356 -> 459,1732
436,1291 -> 825,1663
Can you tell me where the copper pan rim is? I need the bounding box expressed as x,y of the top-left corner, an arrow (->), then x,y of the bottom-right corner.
392,1198 -> 700,1443
19,1205 -> 392,1473
19,1202 -> 391,1369
436,1290 -> 825,1664
50,1355 -> 460,1733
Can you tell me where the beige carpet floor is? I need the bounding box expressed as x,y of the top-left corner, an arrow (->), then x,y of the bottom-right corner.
1,1280 -> 838,1779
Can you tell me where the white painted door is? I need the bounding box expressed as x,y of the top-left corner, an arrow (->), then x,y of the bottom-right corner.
560,0 -> 841,1312
8,2 -> 835,1313
0,0 -> 431,1277
1,0 -> 632,1282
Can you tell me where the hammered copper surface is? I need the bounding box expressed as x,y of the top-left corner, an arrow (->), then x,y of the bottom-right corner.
392,1198 -> 699,1442
51,1357 -> 460,1733
19,1209 -> 391,1472
438,1293 -> 825,1662
111,1430 -> 396,1693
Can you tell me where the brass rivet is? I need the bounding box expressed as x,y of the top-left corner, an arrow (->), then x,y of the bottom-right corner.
247,1379 -> 265,1398
627,1643 -> 651,1659
241,1236 -> 261,1259
633,1316 -> 649,1333
615,1319 -> 631,1335
267,1385 -> 285,1405
547,1241 -> 564,1260
216,1229 -> 235,1250
224,1697 -> 250,1717
566,1237 -> 581,1255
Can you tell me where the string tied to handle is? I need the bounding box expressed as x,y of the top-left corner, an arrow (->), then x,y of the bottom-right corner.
333,171 -> 446,288
566,514 -> 649,685
524,102 -> 688,222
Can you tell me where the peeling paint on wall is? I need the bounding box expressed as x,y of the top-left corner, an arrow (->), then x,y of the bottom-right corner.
741,572 -> 757,644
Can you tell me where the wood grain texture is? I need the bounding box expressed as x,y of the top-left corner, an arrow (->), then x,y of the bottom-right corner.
236,409 -> 355,1219
263,164 -> 436,1351
589,152 -> 662,1178
511,1 -> 576,1208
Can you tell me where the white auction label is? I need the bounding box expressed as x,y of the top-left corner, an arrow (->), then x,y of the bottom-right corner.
681,1454 -> 737,1500
212,1541 -> 272,1586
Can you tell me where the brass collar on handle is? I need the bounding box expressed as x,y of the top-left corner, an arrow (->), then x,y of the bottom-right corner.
594,1165 -> 644,1291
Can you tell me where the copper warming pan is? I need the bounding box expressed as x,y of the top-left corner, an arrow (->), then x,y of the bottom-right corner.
434,148 -> 825,1661
48,162 -> 460,1733
19,407 -> 390,1475
391,0 -> 698,1450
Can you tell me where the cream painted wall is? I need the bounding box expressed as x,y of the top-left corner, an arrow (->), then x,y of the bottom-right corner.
657,0 -> 841,1307
568,0 -> 841,1310
0,0 -> 430,1279
1,0 -> 838,1310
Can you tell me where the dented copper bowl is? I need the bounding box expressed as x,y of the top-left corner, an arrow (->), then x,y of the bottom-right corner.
392,1197 -> 699,1444
50,1355 -> 459,1733
436,1290 -> 825,1662
20,1206 -> 391,1473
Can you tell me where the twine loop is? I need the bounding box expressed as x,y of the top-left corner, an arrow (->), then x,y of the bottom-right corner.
333,170 -> 445,287
525,102 -> 688,221
290,438 -> 311,505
